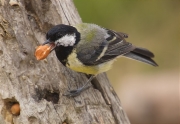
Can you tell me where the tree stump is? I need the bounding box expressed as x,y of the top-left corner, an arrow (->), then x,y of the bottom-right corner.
0,0 -> 130,123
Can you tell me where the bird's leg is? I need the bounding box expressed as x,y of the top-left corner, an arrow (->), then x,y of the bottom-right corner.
63,75 -> 96,97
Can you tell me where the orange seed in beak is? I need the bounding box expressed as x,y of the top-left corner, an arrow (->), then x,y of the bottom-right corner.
35,44 -> 54,60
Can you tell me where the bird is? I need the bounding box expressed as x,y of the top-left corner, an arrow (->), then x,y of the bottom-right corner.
40,23 -> 158,96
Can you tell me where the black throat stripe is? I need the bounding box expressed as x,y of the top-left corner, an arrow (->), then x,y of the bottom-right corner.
55,30 -> 80,66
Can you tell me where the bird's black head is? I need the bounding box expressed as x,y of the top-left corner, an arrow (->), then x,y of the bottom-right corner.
46,24 -> 77,41
43,24 -> 80,47
41,24 -> 80,66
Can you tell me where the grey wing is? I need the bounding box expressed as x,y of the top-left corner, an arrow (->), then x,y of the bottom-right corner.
77,30 -> 135,65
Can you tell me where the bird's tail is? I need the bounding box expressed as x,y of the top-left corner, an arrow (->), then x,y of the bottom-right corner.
123,47 -> 158,66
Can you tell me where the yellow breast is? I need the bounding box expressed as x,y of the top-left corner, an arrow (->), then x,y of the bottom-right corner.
66,50 -> 115,75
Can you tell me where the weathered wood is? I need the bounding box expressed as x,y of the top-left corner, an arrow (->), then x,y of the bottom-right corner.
0,0 -> 130,124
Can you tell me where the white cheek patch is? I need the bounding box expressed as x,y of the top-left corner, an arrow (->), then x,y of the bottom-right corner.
55,34 -> 76,47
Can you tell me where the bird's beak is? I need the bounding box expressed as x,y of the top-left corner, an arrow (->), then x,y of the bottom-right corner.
43,39 -> 51,45
35,39 -> 56,60
42,39 -> 56,52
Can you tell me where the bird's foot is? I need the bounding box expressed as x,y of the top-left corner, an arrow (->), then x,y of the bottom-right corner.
63,85 -> 91,97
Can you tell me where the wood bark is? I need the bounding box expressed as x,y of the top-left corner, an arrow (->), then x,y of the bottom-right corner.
0,0 -> 130,124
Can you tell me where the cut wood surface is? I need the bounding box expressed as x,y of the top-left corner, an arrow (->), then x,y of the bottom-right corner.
0,0 -> 130,123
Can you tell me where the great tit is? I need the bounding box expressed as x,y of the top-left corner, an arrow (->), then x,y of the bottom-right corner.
42,23 -> 158,96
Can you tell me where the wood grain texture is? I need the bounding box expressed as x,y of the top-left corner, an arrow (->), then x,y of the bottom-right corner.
0,0 -> 130,123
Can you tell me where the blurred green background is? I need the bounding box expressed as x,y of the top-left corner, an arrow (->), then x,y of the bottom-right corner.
74,0 -> 179,124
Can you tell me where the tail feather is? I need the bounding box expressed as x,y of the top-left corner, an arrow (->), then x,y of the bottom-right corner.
123,47 -> 158,66
133,47 -> 154,58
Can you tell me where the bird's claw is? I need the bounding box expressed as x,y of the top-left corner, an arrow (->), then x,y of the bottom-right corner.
63,89 -> 81,97
63,85 -> 91,97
